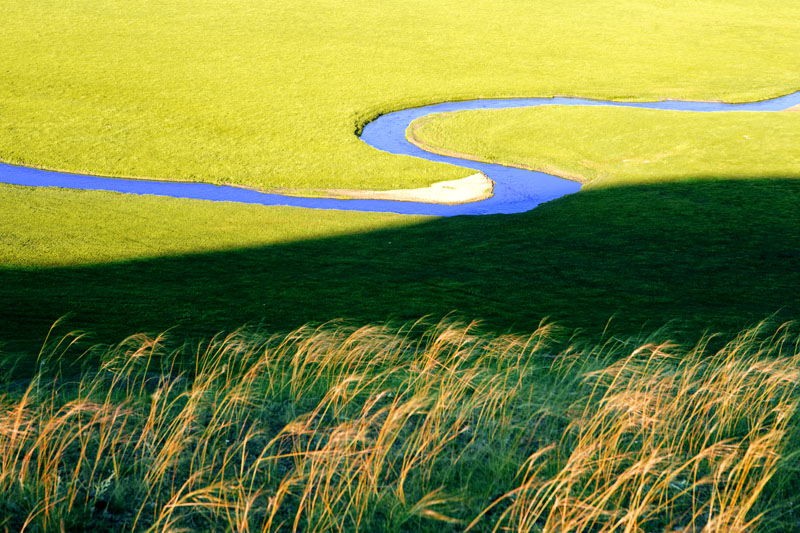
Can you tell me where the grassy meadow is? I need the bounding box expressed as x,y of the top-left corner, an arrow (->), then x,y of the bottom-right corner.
1,0 -> 799,191
3,177 -> 800,372
2,320 -> 800,531
408,107 -> 800,187
1,0 -> 799,349
3,0 -> 800,530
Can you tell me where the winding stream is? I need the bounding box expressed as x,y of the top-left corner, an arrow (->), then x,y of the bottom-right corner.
2,91 -> 799,216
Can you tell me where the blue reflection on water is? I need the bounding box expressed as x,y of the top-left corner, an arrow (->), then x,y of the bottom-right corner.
3,91 -> 799,216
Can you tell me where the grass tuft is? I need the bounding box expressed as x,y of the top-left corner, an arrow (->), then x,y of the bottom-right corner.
1,319 -> 799,531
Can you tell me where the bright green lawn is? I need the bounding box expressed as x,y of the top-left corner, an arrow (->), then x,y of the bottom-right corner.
0,187 -> 424,267
2,0 -> 800,190
409,108 -> 800,186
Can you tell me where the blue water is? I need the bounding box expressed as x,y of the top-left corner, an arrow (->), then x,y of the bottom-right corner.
3,91 -> 799,216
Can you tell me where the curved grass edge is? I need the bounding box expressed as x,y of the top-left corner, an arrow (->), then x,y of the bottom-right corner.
406,114 -> 589,185
352,85 -> 800,137
270,172 -> 494,205
2,88 -> 799,215
0,156 -> 494,205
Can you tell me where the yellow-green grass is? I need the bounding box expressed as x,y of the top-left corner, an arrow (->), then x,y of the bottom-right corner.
3,0 -> 800,353
0,186 -> 426,267
3,180 -> 800,365
4,3 -> 800,527
1,319 -> 799,531
1,0 -> 800,191
408,107 -> 800,187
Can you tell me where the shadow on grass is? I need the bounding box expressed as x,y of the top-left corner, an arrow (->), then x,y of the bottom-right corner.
2,177 -> 799,366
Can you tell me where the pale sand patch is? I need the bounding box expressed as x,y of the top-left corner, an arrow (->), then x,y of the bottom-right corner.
276,173 -> 494,205
785,104 -> 800,112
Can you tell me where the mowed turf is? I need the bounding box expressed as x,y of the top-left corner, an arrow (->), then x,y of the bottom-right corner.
408,107 -> 800,187
1,0 -> 799,191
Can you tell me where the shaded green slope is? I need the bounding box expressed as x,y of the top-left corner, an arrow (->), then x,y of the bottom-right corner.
3,178 -> 799,364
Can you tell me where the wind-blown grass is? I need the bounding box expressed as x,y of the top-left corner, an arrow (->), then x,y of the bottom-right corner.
2,319 -> 799,531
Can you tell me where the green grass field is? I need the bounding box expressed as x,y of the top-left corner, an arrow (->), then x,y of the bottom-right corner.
3,0 -> 800,529
1,0 -> 799,191
3,177 -> 799,369
409,107 -> 800,187
2,321 -> 799,532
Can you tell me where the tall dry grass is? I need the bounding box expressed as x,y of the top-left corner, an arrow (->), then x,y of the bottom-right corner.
0,319 -> 798,532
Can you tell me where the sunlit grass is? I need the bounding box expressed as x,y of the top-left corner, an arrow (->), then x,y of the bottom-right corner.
0,185 -> 425,267
1,0 -> 799,190
4,179 -> 799,354
2,319 -> 798,531
408,107 -> 800,188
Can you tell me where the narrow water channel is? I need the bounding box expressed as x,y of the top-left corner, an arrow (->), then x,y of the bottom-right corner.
2,91 -> 798,216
